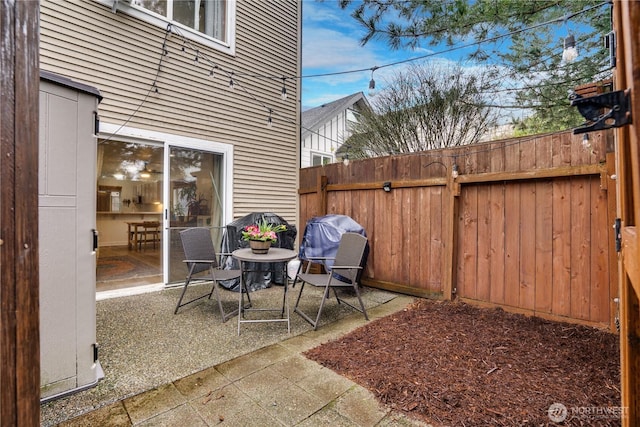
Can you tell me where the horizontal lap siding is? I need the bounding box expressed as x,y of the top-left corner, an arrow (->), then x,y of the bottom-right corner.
40,0 -> 300,224
300,130 -> 616,327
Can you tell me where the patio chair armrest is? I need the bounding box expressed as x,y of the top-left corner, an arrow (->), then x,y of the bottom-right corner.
330,265 -> 363,271
305,256 -> 335,261
182,259 -> 215,264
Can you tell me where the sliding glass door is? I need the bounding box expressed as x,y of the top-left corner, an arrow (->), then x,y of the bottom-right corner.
166,146 -> 225,283
96,139 -> 164,291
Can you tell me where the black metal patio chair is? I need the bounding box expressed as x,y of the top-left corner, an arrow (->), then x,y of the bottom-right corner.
175,227 -> 249,322
293,232 -> 369,330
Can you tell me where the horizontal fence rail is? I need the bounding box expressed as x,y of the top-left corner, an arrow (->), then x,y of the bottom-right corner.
299,130 -> 618,330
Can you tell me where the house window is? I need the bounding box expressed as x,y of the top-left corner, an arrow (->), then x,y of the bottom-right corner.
346,109 -> 360,123
134,0 -> 227,41
312,153 -> 332,166
103,0 -> 235,54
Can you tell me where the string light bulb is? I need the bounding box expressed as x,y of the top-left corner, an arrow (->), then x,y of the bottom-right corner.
451,163 -> 459,179
194,50 -> 199,62
229,71 -> 235,89
267,109 -> 273,128
343,153 -> 350,166
368,66 -> 378,97
209,65 -> 217,77
281,77 -> 287,101
562,34 -> 578,63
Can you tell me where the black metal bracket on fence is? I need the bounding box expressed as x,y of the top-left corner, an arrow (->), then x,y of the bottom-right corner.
570,89 -> 631,134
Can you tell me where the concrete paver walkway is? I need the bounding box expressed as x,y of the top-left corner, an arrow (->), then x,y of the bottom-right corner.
58,295 -> 429,426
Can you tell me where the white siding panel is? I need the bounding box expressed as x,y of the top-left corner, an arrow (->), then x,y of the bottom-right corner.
40,0 -> 300,225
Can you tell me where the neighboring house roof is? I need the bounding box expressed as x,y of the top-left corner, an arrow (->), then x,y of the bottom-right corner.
301,92 -> 370,139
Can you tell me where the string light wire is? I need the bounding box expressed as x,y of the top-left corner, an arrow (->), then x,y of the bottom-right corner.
100,2 -> 609,154
99,24 -> 172,143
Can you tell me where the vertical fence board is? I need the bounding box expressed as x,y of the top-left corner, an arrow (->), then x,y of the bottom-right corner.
570,178 -> 592,320
535,180 -> 554,313
535,135 -> 553,169
590,180 -> 610,323
356,190 -> 375,279
534,137 -> 554,312
476,185 -> 491,301
299,130 -> 616,328
373,158 -> 391,282
504,183 -> 521,307
573,133 -> 594,166
345,188 -> 356,220
552,178 -> 572,317
1,1 -> 40,423
519,139 -> 537,310
387,188 -> 401,281
553,132 -> 572,167
503,139 -> 521,307
460,186 -> 478,299
490,141 -> 505,172
430,187 -> 443,292
409,187 -> 422,287
489,183 -> 506,304
519,182 -> 537,310
606,152 -> 618,331
399,188 -> 411,285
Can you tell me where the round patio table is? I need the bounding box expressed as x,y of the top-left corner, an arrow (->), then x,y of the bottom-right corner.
232,248 -> 297,335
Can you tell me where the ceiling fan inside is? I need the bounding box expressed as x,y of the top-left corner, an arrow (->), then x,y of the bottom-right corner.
139,161 -> 162,178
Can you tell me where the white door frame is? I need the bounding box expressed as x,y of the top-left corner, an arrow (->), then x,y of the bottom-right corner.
98,123 -> 234,286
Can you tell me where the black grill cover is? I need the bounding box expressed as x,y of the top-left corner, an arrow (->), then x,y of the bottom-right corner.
220,212 -> 297,291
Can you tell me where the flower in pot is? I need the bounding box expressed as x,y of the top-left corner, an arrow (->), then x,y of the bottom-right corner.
241,219 -> 287,253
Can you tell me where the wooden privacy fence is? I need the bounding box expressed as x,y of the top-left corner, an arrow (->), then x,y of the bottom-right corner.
299,130 -> 618,330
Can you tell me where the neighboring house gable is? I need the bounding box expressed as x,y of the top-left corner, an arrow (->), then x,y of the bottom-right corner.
301,92 -> 370,168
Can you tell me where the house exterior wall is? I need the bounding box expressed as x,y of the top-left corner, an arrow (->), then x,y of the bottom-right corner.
39,0 -> 300,223
301,110 -> 349,168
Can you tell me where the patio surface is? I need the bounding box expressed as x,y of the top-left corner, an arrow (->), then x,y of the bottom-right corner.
41,283 -> 428,426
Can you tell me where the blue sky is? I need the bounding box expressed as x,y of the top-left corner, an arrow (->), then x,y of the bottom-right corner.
299,0 -> 594,119
301,0 -> 418,109
300,0 -> 481,110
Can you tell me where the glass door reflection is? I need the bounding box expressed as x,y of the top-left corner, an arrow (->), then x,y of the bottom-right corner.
96,140 -> 164,291
167,147 -> 225,283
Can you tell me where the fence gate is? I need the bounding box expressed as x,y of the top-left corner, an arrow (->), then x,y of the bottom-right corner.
613,1 -> 640,424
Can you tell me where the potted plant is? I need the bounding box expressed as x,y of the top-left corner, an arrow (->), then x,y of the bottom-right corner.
241,218 -> 287,254
172,202 -> 185,221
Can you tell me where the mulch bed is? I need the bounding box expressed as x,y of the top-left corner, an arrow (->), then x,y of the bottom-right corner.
304,298 -> 621,426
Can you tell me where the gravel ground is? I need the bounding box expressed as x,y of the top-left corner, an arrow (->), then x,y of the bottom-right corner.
40,284 -> 397,426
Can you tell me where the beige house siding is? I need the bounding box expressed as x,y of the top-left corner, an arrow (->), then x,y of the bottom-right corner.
39,0 -> 300,224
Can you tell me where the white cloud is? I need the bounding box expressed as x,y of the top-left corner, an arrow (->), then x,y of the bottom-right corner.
303,27 -> 378,70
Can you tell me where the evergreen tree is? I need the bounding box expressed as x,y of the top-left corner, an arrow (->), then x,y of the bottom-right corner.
340,0 -> 612,135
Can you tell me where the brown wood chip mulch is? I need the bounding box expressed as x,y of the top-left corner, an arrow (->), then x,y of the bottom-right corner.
304,299 -> 621,426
